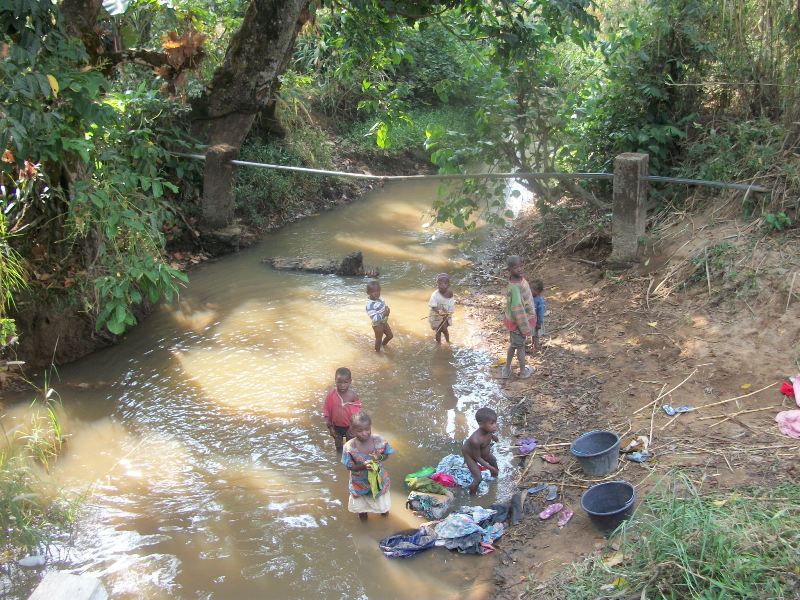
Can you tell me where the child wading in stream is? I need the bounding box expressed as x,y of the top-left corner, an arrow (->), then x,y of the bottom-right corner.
322,367 -> 362,453
366,281 -> 393,352
428,272 -> 455,343
501,255 -> 536,379
462,407 -> 499,495
342,411 -> 395,521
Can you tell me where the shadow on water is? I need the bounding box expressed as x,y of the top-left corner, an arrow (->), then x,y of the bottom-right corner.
4,180 -> 514,599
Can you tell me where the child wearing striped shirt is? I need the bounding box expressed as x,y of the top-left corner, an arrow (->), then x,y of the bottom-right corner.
366,281 -> 393,352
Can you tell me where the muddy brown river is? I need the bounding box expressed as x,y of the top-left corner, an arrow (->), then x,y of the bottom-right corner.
4,179 -> 518,599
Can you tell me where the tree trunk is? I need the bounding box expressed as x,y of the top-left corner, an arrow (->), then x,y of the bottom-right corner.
191,0 -> 311,227
60,0 -> 104,57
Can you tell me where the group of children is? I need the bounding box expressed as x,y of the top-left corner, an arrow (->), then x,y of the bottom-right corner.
326,255 -> 545,520
366,272 -> 455,352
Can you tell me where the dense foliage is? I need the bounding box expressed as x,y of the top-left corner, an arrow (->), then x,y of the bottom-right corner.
0,0 -> 797,346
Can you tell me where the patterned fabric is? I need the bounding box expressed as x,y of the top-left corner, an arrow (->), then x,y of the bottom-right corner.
503,278 -> 536,336
379,528 -> 438,558
456,505 -> 497,524
434,513 -> 484,539
435,454 -> 491,494
322,388 -> 362,428
366,298 -> 388,324
342,436 -> 394,497
534,295 -> 545,329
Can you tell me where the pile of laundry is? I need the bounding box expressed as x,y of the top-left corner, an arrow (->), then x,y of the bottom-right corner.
404,454 -> 493,493
402,455 -> 495,520
379,506 -> 505,558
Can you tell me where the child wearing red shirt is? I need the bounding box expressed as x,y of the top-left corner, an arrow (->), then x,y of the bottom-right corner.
323,367 -> 362,453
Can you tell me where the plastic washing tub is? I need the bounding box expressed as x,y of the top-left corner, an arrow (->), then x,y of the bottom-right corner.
581,480 -> 636,535
570,430 -> 620,476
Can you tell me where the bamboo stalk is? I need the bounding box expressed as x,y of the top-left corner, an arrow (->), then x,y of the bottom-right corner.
633,369 -> 697,415
695,381 -> 779,411
787,272 -> 797,313
697,405 -> 779,422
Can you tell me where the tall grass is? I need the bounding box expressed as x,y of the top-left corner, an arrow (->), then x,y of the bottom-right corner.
341,105 -> 475,154
530,475 -> 800,599
0,388 -> 75,565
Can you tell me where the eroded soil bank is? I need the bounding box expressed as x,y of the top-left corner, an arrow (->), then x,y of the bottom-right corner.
463,203 -> 800,599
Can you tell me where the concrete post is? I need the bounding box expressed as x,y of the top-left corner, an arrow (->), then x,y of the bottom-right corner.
609,153 -> 648,265
201,144 -> 238,228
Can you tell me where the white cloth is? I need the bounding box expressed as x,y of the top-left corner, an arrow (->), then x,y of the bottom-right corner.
348,491 -> 391,514
428,290 -> 455,329
428,290 -> 455,313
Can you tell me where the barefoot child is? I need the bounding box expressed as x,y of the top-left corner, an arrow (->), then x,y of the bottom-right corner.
366,281 -> 393,352
342,412 -> 395,520
462,407 -> 499,495
531,278 -> 545,353
323,367 -> 362,453
502,255 -> 536,379
428,273 -> 455,343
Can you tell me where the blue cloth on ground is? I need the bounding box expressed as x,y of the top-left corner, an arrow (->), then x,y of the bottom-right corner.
434,513 -> 484,539
455,505 -> 497,524
379,528 -> 437,558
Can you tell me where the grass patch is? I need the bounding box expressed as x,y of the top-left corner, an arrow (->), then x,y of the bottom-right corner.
1,390 -> 77,568
234,114 -> 343,227
341,104 -> 475,154
529,476 -> 800,599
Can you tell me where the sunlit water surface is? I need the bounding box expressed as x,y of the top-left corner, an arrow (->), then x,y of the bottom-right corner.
5,180 -> 517,599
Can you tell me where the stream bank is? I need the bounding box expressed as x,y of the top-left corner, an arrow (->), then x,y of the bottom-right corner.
8,144 -> 430,371
462,202 -> 799,598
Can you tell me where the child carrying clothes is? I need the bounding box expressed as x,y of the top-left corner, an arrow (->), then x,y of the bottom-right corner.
502,255 -> 536,379
342,411 -> 395,521
428,272 -> 455,343
322,367 -> 362,453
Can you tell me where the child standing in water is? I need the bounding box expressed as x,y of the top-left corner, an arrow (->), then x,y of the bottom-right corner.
342,412 -> 395,521
322,367 -> 362,453
502,255 -> 536,379
428,273 -> 455,343
366,281 -> 393,352
462,407 -> 499,495
531,278 -> 545,353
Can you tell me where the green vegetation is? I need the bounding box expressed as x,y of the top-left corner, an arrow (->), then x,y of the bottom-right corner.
1,387 -> 77,565
1,0 -> 798,355
530,476 -> 800,599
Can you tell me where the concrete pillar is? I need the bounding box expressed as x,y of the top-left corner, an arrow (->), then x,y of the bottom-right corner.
609,153 -> 648,265
29,572 -> 107,600
201,144 -> 238,228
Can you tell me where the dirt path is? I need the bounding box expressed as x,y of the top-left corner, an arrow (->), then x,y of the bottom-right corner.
463,210 -> 800,599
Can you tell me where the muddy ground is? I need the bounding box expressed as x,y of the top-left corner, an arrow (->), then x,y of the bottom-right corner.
462,202 -> 800,599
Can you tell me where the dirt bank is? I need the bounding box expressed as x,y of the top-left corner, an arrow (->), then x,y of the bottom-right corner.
462,202 -> 800,599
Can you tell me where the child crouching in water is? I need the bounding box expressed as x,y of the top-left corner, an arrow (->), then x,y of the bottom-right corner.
342,411 -> 395,521
428,272 -> 455,343
462,407 -> 499,495
366,281 -> 393,352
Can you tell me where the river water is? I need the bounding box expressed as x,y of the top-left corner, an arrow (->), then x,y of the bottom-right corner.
5,179 -> 515,599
